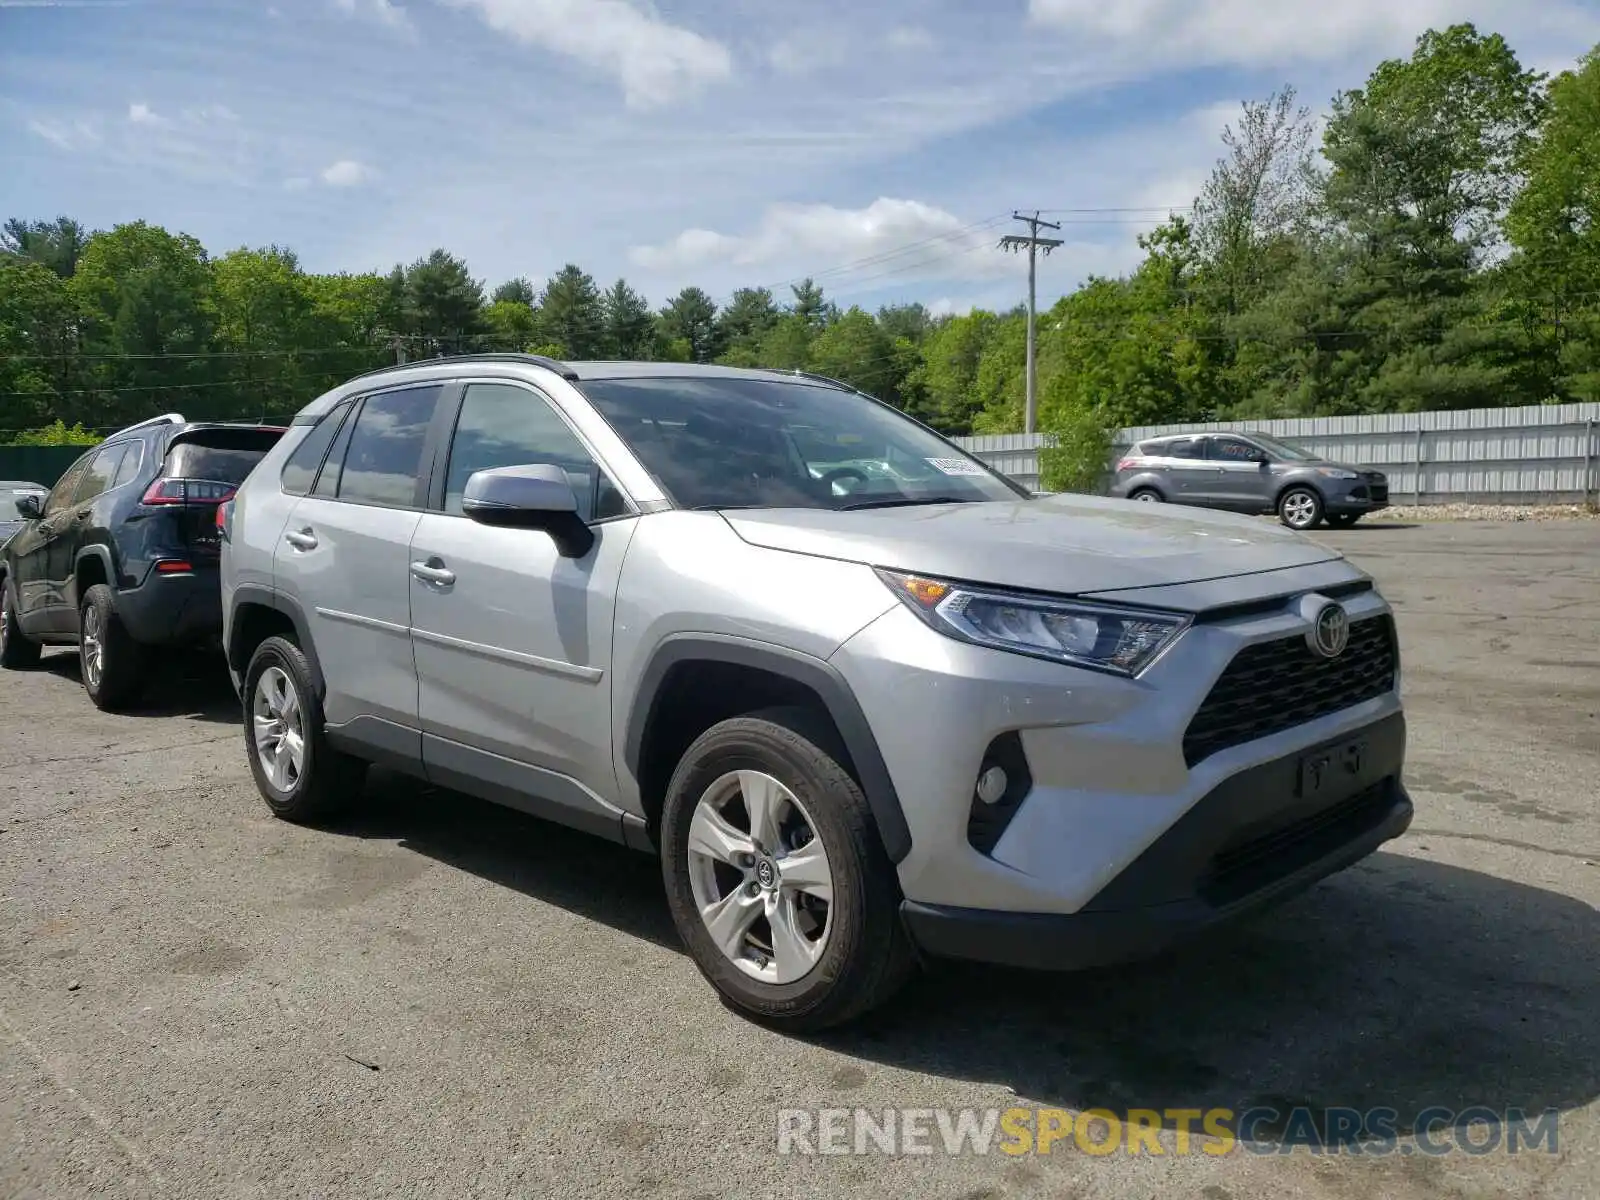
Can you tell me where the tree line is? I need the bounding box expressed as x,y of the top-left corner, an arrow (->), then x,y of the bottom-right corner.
2,24 -> 1598,482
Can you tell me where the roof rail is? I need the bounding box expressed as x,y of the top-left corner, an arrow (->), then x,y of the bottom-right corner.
340,352 -> 578,388
104,412 -> 185,442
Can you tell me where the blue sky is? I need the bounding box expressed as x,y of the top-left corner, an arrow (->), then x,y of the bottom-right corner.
4,0 -> 1599,315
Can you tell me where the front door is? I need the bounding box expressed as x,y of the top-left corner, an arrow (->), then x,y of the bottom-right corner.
407,380 -> 637,830
1205,436 -> 1274,511
9,451 -> 93,635
272,382 -> 447,755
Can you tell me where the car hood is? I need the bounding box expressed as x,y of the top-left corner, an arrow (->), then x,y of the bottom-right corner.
722,493 -> 1345,596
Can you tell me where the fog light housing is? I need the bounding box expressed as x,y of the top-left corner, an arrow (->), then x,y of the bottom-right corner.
967,733 -> 1032,856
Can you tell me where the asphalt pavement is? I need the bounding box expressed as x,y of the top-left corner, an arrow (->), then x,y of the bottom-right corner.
1,518 -> 1597,1199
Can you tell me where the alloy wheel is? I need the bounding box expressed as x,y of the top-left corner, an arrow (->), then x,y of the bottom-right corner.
81,607 -> 103,690
252,666 -> 306,792
1283,492 -> 1318,528
685,769 -> 834,985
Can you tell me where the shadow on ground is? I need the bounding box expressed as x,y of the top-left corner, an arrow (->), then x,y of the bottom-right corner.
40,647 -> 239,724
323,770 -> 1599,1140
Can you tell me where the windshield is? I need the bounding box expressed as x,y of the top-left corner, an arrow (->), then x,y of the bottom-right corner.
1244,432 -> 1321,462
580,376 -> 1026,511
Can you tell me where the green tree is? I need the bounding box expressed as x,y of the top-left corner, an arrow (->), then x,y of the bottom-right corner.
483,298 -> 540,351
658,287 -> 721,362
907,311 -> 998,432
790,277 -> 834,328
2,216 -> 90,278
491,277 -> 536,306
602,279 -> 655,358
396,249 -> 486,355
807,307 -> 897,399
714,287 -> 780,359
1506,45 -> 1600,400
756,314 -> 813,369
0,259 -> 83,426
535,264 -> 605,358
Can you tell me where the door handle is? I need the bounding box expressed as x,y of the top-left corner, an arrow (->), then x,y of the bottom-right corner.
284,528 -> 318,551
410,561 -> 456,587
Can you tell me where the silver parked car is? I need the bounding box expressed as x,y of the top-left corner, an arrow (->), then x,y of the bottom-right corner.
220,356 -> 1410,1029
0,481 -> 49,547
1109,431 -> 1390,529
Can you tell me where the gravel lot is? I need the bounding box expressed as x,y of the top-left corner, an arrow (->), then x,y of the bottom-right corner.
2,520 -> 1597,1200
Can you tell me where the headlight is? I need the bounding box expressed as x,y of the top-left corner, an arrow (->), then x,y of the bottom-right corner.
1315,468 -> 1359,480
875,569 -> 1190,676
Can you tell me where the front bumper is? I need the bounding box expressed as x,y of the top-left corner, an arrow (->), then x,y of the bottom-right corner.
1323,475 -> 1391,515
902,718 -> 1412,970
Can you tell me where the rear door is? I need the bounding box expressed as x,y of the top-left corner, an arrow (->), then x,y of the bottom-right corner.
1158,436 -> 1213,502
275,382 -> 449,747
147,427 -> 287,564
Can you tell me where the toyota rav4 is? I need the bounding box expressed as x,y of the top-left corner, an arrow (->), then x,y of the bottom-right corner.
220,356 -> 1411,1030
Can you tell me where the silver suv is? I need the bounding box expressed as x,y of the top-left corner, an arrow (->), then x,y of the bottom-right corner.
1110,431 -> 1391,529
220,356 -> 1411,1030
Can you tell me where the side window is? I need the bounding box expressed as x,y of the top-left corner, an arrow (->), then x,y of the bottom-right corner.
280,402 -> 352,496
1210,438 -> 1264,463
326,384 -> 442,508
44,454 -> 94,516
72,444 -> 127,505
312,403 -> 358,499
111,440 -> 146,489
1164,438 -> 1205,460
443,382 -> 627,523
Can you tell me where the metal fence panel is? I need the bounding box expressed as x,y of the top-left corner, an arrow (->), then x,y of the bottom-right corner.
0,446 -> 90,489
955,403 -> 1600,504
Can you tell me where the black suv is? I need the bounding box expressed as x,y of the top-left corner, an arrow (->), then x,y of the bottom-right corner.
0,413 -> 286,709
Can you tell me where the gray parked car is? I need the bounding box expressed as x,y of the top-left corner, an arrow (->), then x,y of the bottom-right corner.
1109,431 -> 1390,530
220,356 -> 1409,1030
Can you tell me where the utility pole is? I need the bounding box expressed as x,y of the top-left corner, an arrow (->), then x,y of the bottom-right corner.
999,211 -> 1063,435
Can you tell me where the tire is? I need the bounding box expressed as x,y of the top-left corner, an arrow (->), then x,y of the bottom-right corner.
1326,513 -> 1362,528
660,706 -> 915,1031
1128,488 -> 1163,503
1278,486 -> 1324,530
1,579 -> 42,670
79,584 -> 145,710
242,635 -> 367,823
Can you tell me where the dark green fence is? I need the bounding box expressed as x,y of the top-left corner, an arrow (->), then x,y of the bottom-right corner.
0,446 -> 92,489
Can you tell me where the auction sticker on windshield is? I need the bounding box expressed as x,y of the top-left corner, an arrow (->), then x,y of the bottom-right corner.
926,457 -> 987,476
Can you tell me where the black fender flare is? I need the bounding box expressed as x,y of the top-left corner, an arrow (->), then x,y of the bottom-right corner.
623,633 -> 913,864
71,544 -> 117,608
228,584 -> 325,699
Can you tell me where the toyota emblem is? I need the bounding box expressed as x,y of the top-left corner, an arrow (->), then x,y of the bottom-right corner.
1309,601 -> 1350,659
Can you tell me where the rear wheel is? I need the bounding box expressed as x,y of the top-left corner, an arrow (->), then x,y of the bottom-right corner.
660,707 -> 915,1031
1278,487 -> 1324,530
243,635 -> 366,822
1129,488 -> 1163,503
0,580 -> 42,669
79,584 -> 145,710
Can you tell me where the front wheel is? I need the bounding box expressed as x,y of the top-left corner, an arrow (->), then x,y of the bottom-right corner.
1278,487 -> 1324,530
243,635 -> 366,823
1,581 -> 42,669
660,708 -> 915,1031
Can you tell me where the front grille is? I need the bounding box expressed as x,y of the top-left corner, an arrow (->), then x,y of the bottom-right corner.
1183,615 -> 1397,767
1368,474 -> 1389,502
1199,782 -> 1395,905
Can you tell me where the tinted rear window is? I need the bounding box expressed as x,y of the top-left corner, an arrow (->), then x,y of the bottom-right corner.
164,443 -> 273,486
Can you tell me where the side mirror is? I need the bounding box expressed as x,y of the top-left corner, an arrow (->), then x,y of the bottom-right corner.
461,464 -> 595,559
13,492 -> 43,520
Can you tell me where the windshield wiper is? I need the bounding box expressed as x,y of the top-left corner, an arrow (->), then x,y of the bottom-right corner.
839,496 -> 971,511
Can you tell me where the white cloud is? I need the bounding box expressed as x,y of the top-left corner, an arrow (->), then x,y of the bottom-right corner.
333,0 -> 413,35
321,158 -> 373,186
438,0 -> 732,108
127,101 -> 167,125
769,30 -> 849,76
26,117 -> 101,151
886,26 -> 935,52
